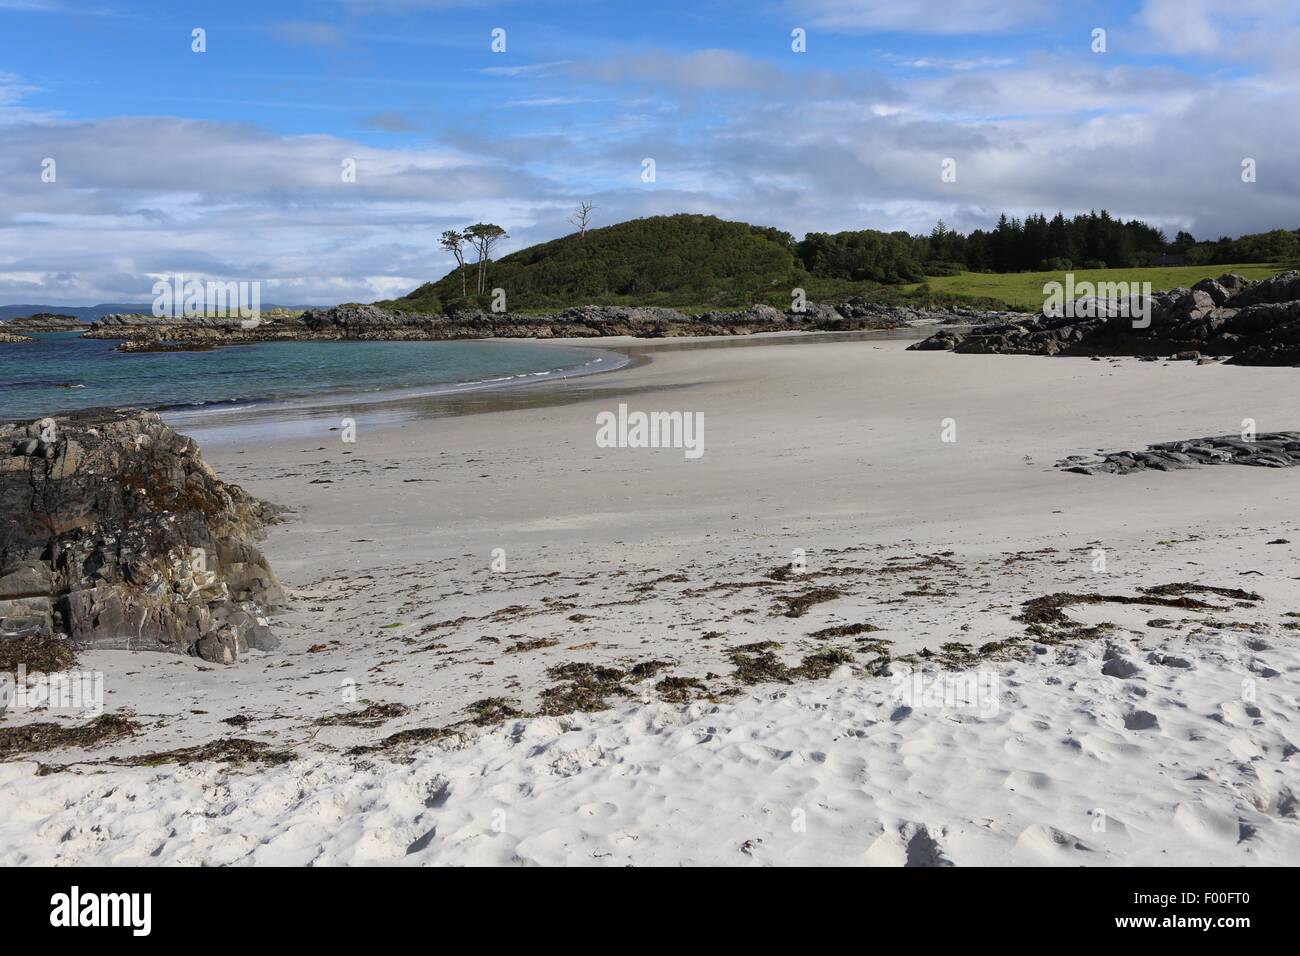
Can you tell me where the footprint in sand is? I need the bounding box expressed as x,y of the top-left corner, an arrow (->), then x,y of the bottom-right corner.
1101,646 -> 1143,679
863,822 -> 953,867
1013,824 -> 1091,862
1003,769 -> 1052,792
1172,802 -> 1243,845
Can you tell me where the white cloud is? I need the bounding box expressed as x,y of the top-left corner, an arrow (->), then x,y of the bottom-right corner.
479,60 -> 571,78
1137,0 -> 1300,67
268,20 -> 343,47
892,55 -> 1018,71
788,0 -> 1049,35
573,49 -> 898,100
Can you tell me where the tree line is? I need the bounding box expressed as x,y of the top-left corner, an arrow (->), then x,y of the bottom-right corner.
798,212 -> 1300,283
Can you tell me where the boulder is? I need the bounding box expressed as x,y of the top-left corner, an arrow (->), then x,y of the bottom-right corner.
1192,278 -> 1232,306
1228,270 -> 1300,307
194,626 -> 245,665
1,409 -> 285,664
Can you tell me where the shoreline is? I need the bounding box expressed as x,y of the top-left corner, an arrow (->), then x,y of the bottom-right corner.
162,327 -> 931,447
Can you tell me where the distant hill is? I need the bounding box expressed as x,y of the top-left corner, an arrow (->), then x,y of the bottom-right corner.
0,303 -> 312,323
379,214 -> 811,312
0,303 -> 146,323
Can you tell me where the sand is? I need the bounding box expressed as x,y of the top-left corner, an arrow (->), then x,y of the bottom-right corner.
3,333 -> 1299,865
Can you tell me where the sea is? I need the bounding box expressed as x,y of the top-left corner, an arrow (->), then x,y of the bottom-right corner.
0,332 -> 627,443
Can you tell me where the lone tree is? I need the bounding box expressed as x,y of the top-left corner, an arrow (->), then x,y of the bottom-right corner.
439,229 -> 468,298
568,200 -> 596,238
463,223 -> 508,294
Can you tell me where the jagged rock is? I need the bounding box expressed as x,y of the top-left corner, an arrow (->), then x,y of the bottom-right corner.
910,329 -> 966,351
1229,270 -> 1300,306
0,565 -> 56,600
194,626 -> 245,665
0,597 -> 55,639
910,271 -> 1300,365
1059,432 -> 1300,475
1,408 -> 285,663
1192,278 -> 1232,306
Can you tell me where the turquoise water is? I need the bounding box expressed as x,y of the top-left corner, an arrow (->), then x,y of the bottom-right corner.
0,332 -> 623,420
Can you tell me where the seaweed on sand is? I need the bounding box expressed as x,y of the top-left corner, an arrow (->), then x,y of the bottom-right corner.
539,662 -> 631,715
316,702 -> 411,728
0,636 -> 77,675
772,587 -> 844,618
0,713 -> 138,758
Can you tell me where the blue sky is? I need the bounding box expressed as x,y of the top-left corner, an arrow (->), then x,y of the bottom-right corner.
2,0 -> 1299,304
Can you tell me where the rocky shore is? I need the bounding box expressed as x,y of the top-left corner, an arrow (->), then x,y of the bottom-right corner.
82,301 -> 1023,349
1,313 -> 87,343
910,270 -> 1300,364
0,410 -> 285,671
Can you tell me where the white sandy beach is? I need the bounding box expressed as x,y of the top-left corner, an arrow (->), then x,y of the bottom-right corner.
3,334 -> 1299,865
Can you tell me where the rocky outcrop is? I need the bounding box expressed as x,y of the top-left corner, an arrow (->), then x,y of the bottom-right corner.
82,301 -> 1020,347
0,332 -> 34,344
1,409 -> 285,665
1,313 -> 84,333
909,271 -> 1300,365
1058,432 -> 1300,475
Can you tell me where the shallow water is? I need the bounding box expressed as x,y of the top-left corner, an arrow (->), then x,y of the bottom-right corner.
0,332 -> 623,421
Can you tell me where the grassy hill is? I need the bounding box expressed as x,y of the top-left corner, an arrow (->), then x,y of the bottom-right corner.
380,214 -> 811,312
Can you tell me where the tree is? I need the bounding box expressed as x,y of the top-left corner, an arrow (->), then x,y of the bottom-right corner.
439,230 -> 468,298
568,200 -> 596,238
463,223 -> 509,294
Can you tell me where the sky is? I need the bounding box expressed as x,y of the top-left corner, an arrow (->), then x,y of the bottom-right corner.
2,0 -> 1299,305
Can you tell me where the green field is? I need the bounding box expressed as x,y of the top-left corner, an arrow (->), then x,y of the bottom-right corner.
903,261 -> 1296,311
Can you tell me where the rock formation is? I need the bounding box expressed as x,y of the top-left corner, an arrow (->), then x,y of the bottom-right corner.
1,409 -> 285,665
909,271 -> 1300,365
82,301 -> 1021,347
1057,432 -> 1300,475
1,313 -> 85,333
